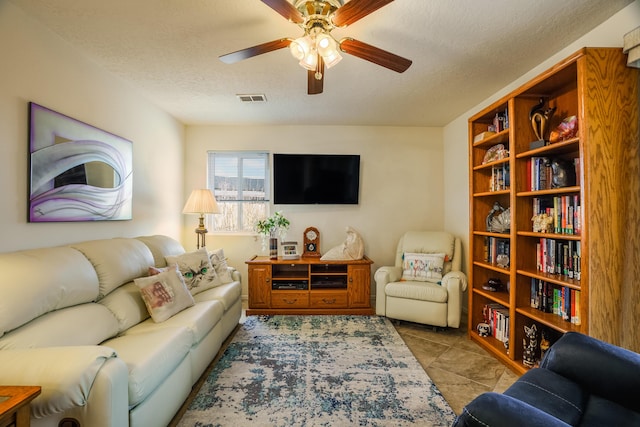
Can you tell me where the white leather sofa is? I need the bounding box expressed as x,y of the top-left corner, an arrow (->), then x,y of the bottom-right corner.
375,231 -> 467,328
0,235 -> 242,427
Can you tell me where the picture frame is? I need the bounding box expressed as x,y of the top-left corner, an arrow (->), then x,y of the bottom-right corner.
28,102 -> 133,222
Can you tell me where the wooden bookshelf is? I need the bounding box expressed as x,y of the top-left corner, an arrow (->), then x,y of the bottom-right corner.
468,48 -> 640,374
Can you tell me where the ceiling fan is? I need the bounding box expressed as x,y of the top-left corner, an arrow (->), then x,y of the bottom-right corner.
219,0 -> 412,95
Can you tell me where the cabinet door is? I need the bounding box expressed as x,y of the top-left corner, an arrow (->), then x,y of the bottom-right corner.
248,264 -> 271,308
348,264 -> 370,308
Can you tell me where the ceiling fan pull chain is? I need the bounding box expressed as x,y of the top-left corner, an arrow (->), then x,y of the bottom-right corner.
315,55 -> 323,80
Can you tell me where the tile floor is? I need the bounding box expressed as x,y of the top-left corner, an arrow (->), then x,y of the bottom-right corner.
392,317 -> 520,415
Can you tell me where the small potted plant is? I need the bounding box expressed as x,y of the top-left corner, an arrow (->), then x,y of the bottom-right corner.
255,211 -> 290,258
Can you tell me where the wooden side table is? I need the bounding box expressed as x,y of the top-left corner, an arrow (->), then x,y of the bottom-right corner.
0,386 -> 41,427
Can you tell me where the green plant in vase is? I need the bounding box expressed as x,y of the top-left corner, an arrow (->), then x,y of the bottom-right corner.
255,211 -> 290,258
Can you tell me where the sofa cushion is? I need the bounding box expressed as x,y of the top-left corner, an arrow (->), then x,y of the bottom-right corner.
134,267 -> 195,323
401,252 -> 445,283
580,394 -> 640,426
125,300 -> 224,346
165,248 -> 222,295
399,231 -> 455,261
384,281 -> 448,303
504,368 -> 586,425
0,246 -> 99,337
0,304 -> 119,349
136,235 -> 185,267
99,282 -> 150,332
208,248 -> 234,284
193,281 -> 242,311
71,238 -> 154,299
102,328 -> 191,407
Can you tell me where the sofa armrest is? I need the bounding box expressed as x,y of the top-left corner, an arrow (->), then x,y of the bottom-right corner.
442,271 -> 467,328
374,266 -> 401,286
540,332 -> 640,413
454,392 -> 570,427
0,346 -> 127,419
442,271 -> 467,292
230,267 -> 241,283
374,266 -> 401,315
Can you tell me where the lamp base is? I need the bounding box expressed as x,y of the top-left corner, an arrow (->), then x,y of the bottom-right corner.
195,214 -> 208,249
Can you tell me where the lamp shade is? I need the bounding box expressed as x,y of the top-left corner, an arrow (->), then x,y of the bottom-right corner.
182,189 -> 219,214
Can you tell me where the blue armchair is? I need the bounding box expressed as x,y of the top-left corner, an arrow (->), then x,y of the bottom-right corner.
454,332 -> 640,426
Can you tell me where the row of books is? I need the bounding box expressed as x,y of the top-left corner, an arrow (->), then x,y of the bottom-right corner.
528,157 -> 579,191
483,303 -> 510,344
484,237 -> 510,267
530,279 -> 582,325
490,163 -> 510,191
488,109 -> 509,133
532,196 -> 581,235
536,238 -> 581,280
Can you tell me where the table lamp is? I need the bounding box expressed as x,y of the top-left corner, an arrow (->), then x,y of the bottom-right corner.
182,189 -> 219,249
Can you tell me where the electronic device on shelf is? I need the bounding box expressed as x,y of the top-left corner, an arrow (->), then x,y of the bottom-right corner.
272,281 -> 308,290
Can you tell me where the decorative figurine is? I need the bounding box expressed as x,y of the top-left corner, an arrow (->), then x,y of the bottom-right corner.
477,322 -> 490,337
320,226 -> 364,260
482,277 -> 503,292
532,212 -> 554,233
540,328 -> 551,362
523,324 -> 539,368
550,158 -> 576,188
486,202 -> 510,233
529,98 -> 556,144
549,115 -> 578,143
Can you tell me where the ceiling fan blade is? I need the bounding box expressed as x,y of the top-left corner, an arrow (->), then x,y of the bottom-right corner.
261,0 -> 305,24
339,38 -> 412,73
308,57 -> 325,95
332,0 -> 394,27
219,38 -> 292,64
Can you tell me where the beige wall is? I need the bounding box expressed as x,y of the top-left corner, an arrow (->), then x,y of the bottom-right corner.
184,125 -> 445,298
0,2 -> 185,252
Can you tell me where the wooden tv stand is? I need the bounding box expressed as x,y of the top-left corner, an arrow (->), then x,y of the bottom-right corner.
246,255 -> 374,315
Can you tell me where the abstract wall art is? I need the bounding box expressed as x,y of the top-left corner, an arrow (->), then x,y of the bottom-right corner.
28,102 -> 133,222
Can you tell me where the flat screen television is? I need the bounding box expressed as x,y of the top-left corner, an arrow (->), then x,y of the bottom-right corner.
273,154 -> 360,204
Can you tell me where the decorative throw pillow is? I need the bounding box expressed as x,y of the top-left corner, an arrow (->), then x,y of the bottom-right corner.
208,248 -> 234,284
165,248 -> 221,295
401,252 -> 446,283
134,266 -> 195,323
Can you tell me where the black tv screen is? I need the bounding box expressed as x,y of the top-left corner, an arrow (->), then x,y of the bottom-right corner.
273,154 -> 360,204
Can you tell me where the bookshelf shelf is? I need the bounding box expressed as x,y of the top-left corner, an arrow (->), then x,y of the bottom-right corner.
468,48 -> 640,374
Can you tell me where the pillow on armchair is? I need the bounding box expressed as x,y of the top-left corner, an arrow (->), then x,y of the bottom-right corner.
401,252 -> 445,283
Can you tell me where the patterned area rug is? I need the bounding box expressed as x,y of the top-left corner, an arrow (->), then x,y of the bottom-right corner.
178,315 -> 456,426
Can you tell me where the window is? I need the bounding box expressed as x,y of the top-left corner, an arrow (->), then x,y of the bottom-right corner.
207,151 -> 269,232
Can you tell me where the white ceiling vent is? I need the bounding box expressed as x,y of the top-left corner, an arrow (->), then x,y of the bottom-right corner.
237,94 -> 267,102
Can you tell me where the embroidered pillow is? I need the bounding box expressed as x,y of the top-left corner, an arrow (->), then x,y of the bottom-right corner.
401,252 -> 446,283
134,266 -> 195,323
208,248 -> 234,284
165,248 -> 221,295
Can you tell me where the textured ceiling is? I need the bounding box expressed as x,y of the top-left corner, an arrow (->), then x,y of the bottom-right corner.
9,0 -> 634,126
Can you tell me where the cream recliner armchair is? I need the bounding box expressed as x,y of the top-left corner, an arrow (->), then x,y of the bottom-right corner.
375,231 -> 467,328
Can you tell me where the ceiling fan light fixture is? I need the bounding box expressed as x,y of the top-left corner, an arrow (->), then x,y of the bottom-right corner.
289,35 -> 313,61
323,50 -> 342,68
316,33 -> 336,56
289,41 -> 305,60
299,51 -> 318,71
